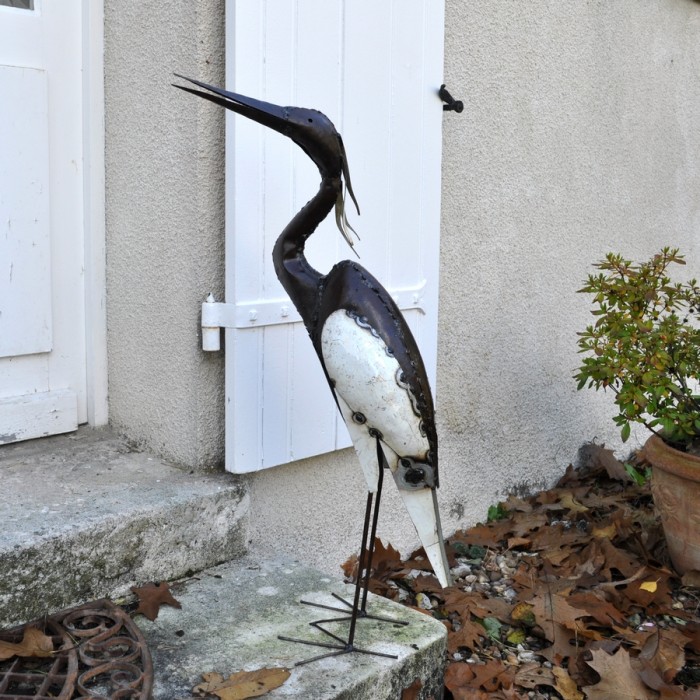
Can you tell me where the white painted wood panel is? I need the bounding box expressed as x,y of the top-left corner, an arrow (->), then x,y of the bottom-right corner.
0,0 -> 88,443
0,64 -> 52,358
0,390 -> 77,445
225,0 -> 445,472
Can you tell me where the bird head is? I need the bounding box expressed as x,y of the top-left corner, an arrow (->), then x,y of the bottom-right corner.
174,75 -> 360,249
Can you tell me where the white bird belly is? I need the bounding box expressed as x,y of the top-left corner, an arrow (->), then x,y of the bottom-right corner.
320,309 -> 428,460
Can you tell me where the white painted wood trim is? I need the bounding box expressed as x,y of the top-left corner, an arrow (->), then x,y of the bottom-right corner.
0,390 -> 78,445
82,0 -> 108,426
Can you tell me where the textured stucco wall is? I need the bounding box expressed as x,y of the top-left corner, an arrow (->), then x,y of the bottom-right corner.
105,1 -> 226,468
105,2 -> 700,577
436,0 -> 700,519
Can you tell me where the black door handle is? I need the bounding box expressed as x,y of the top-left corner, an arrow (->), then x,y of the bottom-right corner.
439,84 -> 463,113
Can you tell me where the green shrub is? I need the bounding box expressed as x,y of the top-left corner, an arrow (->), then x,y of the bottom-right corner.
575,247 -> 700,448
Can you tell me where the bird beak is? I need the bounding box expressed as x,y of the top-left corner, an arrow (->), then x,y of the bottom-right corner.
396,486 -> 452,588
173,74 -> 290,136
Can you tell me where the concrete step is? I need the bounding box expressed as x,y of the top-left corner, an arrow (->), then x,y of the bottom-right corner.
137,556 -> 447,700
0,428 -> 248,627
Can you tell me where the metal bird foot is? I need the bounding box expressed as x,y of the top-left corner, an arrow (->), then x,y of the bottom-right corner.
299,592 -> 409,626
278,457 -> 409,665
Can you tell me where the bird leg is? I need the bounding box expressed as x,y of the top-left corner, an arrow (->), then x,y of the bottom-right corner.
297,437 -> 407,623
322,439 -> 408,622
277,437 -> 408,665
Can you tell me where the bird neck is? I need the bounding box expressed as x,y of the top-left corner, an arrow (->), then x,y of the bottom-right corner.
272,175 -> 341,328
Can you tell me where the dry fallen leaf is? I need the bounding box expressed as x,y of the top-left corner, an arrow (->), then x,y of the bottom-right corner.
591,522 -> 617,539
194,668 -> 290,699
131,581 -> 182,621
552,666 -> 584,700
681,570 -> 700,588
639,627 -> 688,683
348,450 -> 699,698
578,443 -> 633,483
510,602 -> 536,628
583,647 -> 656,699
514,662 -> 554,689
401,677 -> 423,700
558,491 -> 589,513
444,662 -> 477,695
0,626 -> 54,660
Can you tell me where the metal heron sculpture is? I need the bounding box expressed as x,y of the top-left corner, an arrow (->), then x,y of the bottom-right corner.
175,76 -> 451,661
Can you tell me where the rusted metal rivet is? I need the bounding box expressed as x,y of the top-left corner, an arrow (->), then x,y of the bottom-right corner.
405,467 -> 424,484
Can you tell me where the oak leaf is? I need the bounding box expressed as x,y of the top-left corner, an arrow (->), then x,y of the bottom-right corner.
447,618 -> 485,653
529,523 -> 589,552
558,491 -> 589,514
0,626 -> 54,660
444,662 -> 478,696
578,443 -> 633,483
340,552 -> 358,579
583,647 -> 656,699
530,591 -> 588,637
597,538 -> 643,579
552,666 -> 584,700
566,590 -> 627,627
506,536 -> 532,550
508,512 -> 549,538
193,668 -> 290,699
411,573 -> 442,595
621,574 -> 672,610
639,627 -> 687,683
369,538 -> 402,571
514,662 -> 554,689
131,581 -> 182,621
537,620 -> 585,665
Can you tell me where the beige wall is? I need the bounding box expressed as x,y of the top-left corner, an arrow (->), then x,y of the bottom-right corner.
432,0 -> 700,539
105,1 -> 226,469
105,2 -> 700,576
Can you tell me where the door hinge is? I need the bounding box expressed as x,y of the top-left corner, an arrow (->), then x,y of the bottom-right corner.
201,282 -> 427,351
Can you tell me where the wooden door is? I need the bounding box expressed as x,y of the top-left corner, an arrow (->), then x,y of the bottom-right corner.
0,0 -> 87,443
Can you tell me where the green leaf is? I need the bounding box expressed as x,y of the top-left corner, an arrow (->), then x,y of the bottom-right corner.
481,617 -> 502,641
624,463 -> 650,486
506,628 -> 527,645
487,503 -> 508,522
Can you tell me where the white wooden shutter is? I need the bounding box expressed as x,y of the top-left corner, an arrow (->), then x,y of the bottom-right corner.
224,0 -> 445,472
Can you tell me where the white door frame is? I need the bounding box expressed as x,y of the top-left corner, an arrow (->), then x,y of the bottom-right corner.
82,0 -> 108,427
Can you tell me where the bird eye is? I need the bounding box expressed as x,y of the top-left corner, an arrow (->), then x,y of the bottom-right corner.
308,118 -> 313,123
352,412 -> 366,424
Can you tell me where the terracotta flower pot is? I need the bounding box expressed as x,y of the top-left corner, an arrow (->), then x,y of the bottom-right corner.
641,434 -> 700,574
